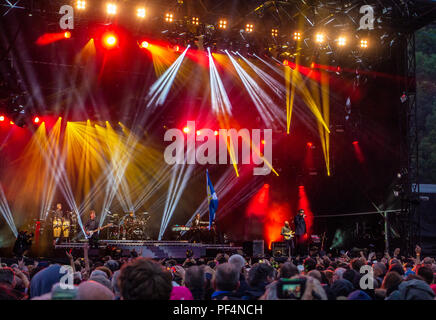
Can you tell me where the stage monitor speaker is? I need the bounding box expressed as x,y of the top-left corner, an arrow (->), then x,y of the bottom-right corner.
253,240 -> 264,257
271,242 -> 287,257
243,240 -> 264,257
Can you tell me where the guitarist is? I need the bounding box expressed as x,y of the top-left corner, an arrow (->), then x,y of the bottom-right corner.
280,221 -> 294,257
85,210 -> 99,249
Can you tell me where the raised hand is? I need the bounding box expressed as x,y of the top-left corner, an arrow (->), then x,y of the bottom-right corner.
174,265 -> 186,280
18,258 -> 25,270
302,277 -> 315,300
66,250 -> 73,260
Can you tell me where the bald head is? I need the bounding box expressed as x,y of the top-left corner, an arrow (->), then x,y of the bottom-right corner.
76,280 -> 114,300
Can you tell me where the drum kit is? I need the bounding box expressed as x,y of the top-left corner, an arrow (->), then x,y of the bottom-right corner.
106,211 -> 151,240
43,207 -> 150,241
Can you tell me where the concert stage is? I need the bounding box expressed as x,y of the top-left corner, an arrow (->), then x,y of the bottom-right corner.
54,241 -> 242,259
2,0 -> 436,258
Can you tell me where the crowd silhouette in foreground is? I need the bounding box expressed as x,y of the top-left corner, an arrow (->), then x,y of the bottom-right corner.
0,244 -> 435,300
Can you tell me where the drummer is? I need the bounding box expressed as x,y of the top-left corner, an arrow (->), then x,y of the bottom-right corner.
54,203 -> 63,219
51,203 -> 72,245
52,203 -> 64,245
119,211 -> 134,239
123,211 -> 136,226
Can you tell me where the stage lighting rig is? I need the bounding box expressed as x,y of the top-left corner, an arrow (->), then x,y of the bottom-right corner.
360,39 -> 368,48
76,0 -> 86,10
136,7 -> 146,19
218,19 -> 227,29
165,13 -> 174,23
337,36 -> 346,46
315,33 -> 325,43
106,3 -> 117,15
245,24 -> 254,33
102,32 -> 118,49
271,28 -> 278,37
139,40 -> 149,49
293,32 -> 301,41
192,17 -> 199,25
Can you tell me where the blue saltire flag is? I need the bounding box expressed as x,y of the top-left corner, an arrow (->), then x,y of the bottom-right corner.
206,169 -> 218,229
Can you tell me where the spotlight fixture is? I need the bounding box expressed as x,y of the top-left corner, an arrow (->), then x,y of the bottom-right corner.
360,39 -> 368,48
64,31 -> 71,39
0,115 -> 4,122
245,24 -> 254,33
139,41 -> 149,49
214,130 -> 219,136
337,36 -> 346,46
196,130 -> 201,136
293,32 -> 301,40
183,126 -> 190,133
33,116 -> 40,124
315,33 -> 325,43
106,3 -> 117,15
271,28 -> 278,37
136,7 -> 146,18
103,32 -> 118,48
76,0 -> 86,10
165,12 -> 174,23
192,17 -> 199,25
218,19 -> 227,29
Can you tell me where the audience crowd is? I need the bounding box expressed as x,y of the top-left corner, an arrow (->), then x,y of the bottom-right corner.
0,244 -> 435,300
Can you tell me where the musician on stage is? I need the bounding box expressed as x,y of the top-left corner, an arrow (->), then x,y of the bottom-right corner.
294,209 -> 307,256
193,213 -> 202,228
280,221 -> 294,257
85,210 -> 99,249
54,203 -> 63,219
191,213 -> 207,243
121,212 -> 136,240
51,203 -> 65,245
124,212 -> 136,227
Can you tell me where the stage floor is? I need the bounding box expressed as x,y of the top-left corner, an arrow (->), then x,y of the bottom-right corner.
55,240 -> 242,259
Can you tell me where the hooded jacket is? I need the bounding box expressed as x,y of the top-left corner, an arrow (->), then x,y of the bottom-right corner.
386,279 -> 435,300
30,264 -> 62,298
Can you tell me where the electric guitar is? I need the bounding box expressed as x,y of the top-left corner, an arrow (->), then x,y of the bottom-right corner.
283,230 -> 295,240
86,223 -> 113,237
